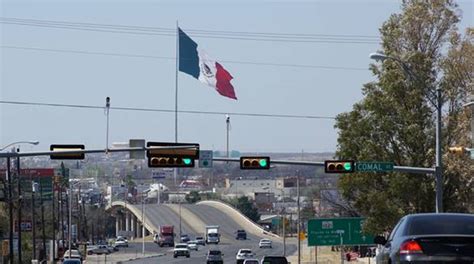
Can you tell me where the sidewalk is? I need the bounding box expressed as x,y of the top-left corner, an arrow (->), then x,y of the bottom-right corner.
286,239 -> 374,264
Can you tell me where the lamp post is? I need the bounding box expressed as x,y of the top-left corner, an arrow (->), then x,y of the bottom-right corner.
370,52 -> 443,213
0,140 -> 39,264
0,140 -> 39,151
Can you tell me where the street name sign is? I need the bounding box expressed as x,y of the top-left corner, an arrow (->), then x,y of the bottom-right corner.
308,218 -> 374,246
355,162 -> 394,172
199,150 -> 213,168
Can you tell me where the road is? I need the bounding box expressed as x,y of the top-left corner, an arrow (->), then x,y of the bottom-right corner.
119,203 -> 296,263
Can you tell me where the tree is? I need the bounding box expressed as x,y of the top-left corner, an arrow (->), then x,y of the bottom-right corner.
335,0 -> 473,234
229,196 -> 260,222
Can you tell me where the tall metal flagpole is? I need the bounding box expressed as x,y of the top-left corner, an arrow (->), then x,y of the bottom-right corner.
174,20 -> 179,187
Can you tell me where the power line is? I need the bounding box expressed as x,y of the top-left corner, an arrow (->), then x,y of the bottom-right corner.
0,100 -> 336,120
0,17 -> 380,39
1,45 -> 367,71
0,17 -> 380,44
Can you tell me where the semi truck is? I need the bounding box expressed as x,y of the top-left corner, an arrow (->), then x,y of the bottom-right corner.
205,225 -> 220,244
154,225 -> 175,247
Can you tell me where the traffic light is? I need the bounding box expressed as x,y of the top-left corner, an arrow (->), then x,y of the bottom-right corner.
50,144 -> 85,160
240,156 -> 270,170
147,142 -> 199,168
324,160 -> 355,173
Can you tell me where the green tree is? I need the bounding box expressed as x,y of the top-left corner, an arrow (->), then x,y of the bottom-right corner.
185,191 -> 201,203
229,196 -> 260,222
335,0 -> 473,234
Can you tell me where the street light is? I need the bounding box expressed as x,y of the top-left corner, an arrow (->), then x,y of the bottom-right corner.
370,52 -> 444,213
1,140 -> 39,264
0,140 -> 39,151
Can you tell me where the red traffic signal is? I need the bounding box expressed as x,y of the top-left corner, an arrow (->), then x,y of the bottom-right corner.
240,156 -> 270,170
324,160 -> 355,173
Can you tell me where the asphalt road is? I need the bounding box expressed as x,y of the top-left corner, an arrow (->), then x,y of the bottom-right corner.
122,203 -> 296,264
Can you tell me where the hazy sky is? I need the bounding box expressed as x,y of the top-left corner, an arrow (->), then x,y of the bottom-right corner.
1,0 -> 472,153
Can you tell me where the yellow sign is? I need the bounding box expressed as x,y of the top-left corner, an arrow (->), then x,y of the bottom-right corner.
2,240 -> 9,256
299,231 -> 306,241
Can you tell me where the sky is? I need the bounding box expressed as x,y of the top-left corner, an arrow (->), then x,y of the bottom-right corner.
1,0 -> 472,154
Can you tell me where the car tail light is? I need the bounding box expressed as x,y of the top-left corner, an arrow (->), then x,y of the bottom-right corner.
400,240 -> 423,254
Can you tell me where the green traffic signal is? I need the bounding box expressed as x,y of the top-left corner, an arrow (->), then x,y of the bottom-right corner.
259,159 -> 268,167
183,158 -> 192,165
344,162 -> 352,171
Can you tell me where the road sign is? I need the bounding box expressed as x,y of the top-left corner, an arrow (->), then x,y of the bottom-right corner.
308,218 -> 374,246
199,150 -> 213,168
129,139 -> 145,159
355,162 -> 394,172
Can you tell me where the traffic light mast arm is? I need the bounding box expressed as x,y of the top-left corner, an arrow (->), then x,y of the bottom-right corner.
214,158 -> 435,174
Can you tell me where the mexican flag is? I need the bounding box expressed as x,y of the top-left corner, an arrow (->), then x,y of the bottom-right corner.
178,27 -> 237,100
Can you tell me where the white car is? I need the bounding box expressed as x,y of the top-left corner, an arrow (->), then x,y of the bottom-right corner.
236,249 -> 254,263
187,240 -> 199,251
114,238 -> 128,247
259,239 -> 272,248
63,249 -> 83,261
173,243 -> 190,258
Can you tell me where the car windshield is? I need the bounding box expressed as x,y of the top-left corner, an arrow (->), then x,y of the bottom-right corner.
209,250 -> 221,255
240,249 -> 252,254
244,261 -> 258,264
196,237 -> 203,240
209,233 -> 218,237
176,244 -> 187,249
407,215 -> 474,235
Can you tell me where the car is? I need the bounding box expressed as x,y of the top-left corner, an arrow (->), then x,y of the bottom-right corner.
236,248 -> 254,264
260,256 -> 288,264
243,259 -> 259,264
63,249 -> 83,261
114,237 -> 128,248
107,244 -> 119,252
236,229 -> 247,240
62,259 -> 82,264
187,240 -> 199,251
374,213 -> 474,263
195,236 -> 206,246
259,239 -> 272,248
206,249 -> 224,264
180,234 -> 191,243
173,243 -> 190,258
92,244 -> 111,255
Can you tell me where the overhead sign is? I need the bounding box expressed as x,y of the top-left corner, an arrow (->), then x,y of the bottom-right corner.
355,162 -> 394,172
308,218 -> 374,246
14,220 -> 32,232
199,150 -> 213,168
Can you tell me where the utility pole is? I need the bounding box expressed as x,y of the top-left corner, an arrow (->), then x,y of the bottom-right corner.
52,174 -> 56,263
226,115 -> 230,158
40,181 -> 46,262
7,157 -> 13,264
31,181 -> 38,261
16,151 -> 22,264
297,170 -> 301,264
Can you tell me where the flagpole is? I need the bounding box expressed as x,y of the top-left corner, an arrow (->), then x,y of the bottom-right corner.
175,21 -> 179,144
174,21 -> 179,188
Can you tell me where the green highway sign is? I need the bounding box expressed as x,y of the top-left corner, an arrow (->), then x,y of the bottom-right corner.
355,162 -> 394,172
308,218 -> 374,246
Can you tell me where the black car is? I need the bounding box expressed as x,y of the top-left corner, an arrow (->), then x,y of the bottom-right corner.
206,249 -> 224,264
236,229 -> 247,240
180,234 -> 190,243
375,213 -> 474,263
260,256 -> 288,264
